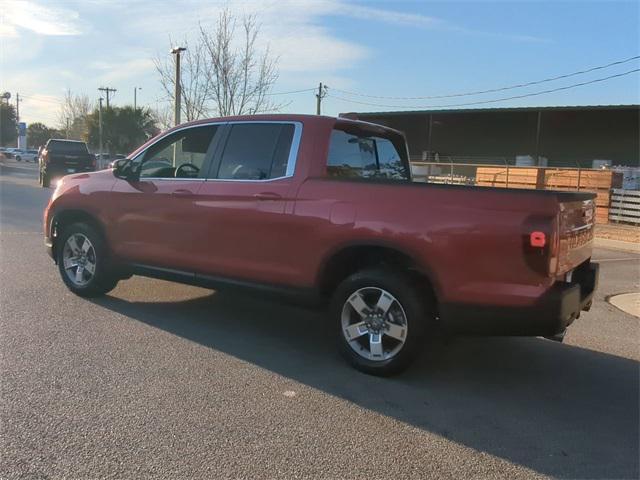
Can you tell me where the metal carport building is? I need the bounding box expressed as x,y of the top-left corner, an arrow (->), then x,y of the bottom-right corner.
342,105 -> 639,168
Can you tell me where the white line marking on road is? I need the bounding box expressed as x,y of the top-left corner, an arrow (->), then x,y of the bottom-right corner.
595,258 -> 640,263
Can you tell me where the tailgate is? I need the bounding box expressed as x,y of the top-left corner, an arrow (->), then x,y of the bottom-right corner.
51,153 -> 93,168
556,198 -> 596,275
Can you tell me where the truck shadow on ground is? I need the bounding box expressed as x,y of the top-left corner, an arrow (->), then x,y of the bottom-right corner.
93,290 -> 639,479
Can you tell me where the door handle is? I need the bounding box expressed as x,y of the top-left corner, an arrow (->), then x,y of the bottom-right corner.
253,192 -> 282,200
171,189 -> 194,197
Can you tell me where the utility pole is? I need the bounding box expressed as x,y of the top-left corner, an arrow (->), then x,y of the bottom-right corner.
98,87 -> 117,109
66,118 -> 70,139
134,87 -> 142,110
15,93 -> 22,149
98,97 -> 104,165
315,82 -> 327,115
171,46 -> 186,126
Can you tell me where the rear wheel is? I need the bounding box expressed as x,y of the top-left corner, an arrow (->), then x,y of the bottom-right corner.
40,168 -> 50,188
15,156 -> 21,162
56,223 -> 118,297
332,268 -> 433,376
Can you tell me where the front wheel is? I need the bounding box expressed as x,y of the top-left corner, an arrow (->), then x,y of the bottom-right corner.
56,223 -> 119,297
331,268 -> 433,376
15,156 -> 21,162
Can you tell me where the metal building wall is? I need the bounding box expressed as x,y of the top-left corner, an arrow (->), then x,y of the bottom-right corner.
350,106 -> 639,167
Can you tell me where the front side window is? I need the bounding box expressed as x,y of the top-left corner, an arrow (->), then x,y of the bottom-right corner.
327,129 -> 409,181
138,125 -> 219,179
214,123 -> 295,180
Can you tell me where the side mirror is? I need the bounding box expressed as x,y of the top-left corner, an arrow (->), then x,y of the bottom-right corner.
112,159 -> 137,181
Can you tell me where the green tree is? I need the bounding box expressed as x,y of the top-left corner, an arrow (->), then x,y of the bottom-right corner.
27,122 -> 55,148
87,106 -> 158,154
0,103 -> 17,147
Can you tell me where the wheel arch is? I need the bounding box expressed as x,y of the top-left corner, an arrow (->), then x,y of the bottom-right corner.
50,209 -> 109,263
316,241 -> 441,307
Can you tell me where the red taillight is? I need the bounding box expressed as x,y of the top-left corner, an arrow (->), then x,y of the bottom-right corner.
530,231 -> 546,248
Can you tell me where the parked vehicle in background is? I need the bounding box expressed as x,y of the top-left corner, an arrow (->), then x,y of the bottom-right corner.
3,147 -> 17,159
39,139 -> 96,188
43,114 -> 599,375
14,149 -> 39,162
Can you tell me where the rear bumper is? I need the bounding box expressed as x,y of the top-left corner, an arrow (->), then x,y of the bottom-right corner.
44,164 -> 94,176
440,262 -> 599,336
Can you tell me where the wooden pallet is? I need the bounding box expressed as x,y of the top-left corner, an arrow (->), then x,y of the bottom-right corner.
609,189 -> 640,225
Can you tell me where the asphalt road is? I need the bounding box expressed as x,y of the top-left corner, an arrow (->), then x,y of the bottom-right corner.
1,160 -> 638,479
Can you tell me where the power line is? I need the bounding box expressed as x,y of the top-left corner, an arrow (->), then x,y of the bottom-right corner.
264,87 -> 316,96
326,68 -> 640,110
330,55 -> 640,100
98,87 -> 117,109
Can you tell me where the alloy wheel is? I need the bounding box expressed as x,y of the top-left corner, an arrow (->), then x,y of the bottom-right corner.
341,287 -> 408,361
62,233 -> 97,286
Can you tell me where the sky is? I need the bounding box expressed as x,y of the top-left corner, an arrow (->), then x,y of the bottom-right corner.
1,0 -> 639,127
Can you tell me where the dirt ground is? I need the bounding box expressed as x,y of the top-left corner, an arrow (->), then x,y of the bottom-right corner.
596,223 -> 640,243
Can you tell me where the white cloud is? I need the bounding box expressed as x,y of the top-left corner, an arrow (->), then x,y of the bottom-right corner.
336,3 -> 443,28
91,58 -> 156,83
1,0 -> 83,36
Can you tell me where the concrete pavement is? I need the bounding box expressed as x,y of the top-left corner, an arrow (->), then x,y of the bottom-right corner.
1,165 -> 638,479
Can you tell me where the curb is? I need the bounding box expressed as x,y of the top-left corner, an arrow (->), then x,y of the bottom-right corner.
608,292 -> 640,318
594,237 -> 640,254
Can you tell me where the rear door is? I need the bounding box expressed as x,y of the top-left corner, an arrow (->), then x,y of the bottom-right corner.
193,121 -> 303,285
109,124 -> 223,271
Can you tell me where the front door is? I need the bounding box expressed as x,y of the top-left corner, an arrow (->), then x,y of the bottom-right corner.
110,124 -> 222,272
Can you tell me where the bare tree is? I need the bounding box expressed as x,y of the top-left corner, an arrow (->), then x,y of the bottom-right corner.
150,102 -> 174,131
154,9 -> 282,121
154,37 -> 214,122
57,90 -> 92,140
201,10 -> 281,116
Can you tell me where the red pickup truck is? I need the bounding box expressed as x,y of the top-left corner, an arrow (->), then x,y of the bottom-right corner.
44,114 -> 598,375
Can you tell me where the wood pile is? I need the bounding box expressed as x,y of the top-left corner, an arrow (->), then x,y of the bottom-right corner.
476,166 -> 623,224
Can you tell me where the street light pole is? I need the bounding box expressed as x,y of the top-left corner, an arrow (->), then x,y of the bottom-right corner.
98,97 -> 103,167
134,87 -> 141,110
170,46 -> 186,127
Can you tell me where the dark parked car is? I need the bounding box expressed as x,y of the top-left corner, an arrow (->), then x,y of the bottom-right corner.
44,114 -> 598,375
39,139 -> 96,187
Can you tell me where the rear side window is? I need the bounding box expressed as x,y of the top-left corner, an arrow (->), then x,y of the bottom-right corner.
47,140 -> 89,154
327,129 -> 409,181
214,123 -> 295,180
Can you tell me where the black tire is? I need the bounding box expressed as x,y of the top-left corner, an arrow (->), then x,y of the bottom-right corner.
331,268 -> 434,376
56,222 -> 119,297
16,156 -> 21,162
41,169 -> 50,188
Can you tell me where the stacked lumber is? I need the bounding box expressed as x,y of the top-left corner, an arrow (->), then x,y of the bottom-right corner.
475,166 -> 623,224
476,167 -> 544,190
543,169 -> 622,224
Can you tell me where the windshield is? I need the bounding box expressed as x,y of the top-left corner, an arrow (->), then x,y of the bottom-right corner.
47,140 -> 89,154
